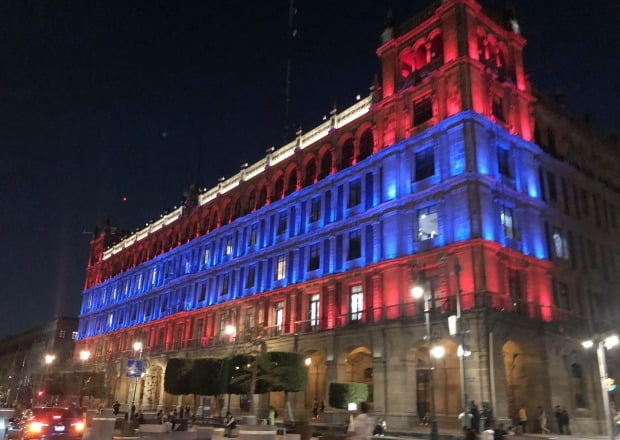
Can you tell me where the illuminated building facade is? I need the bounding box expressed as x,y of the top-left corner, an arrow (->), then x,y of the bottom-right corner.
77,0 -> 619,432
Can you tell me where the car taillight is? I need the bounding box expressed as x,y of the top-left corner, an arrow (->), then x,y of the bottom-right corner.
72,421 -> 85,432
28,421 -> 45,433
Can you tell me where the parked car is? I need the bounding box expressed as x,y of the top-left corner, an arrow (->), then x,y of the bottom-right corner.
6,408 -> 85,440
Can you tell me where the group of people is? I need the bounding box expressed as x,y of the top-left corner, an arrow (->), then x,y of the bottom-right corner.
311,398 -> 326,420
459,400 -> 494,440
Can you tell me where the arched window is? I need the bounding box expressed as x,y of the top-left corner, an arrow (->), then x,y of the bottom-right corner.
210,212 -> 219,230
258,186 -> 268,207
341,139 -> 355,169
320,151 -> 332,179
429,34 -> 443,62
247,191 -> 256,213
303,160 -> 317,187
274,176 -> 284,200
286,168 -> 298,195
400,48 -> 413,78
223,205 -> 231,224
232,200 -> 241,220
414,45 -> 427,69
358,129 -> 373,161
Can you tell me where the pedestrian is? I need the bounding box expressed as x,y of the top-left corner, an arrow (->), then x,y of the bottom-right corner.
493,423 -> 508,440
225,412 -> 237,437
320,400 -> 325,415
373,417 -> 386,436
481,402 -> 493,430
517,405 -> 527,434
347,402 -> 375,440
458,408 -> 475,440
469,400 -> 480,433
113,401 -> 121,415
538,406 -> 550,434
560,407 -> 571,435
268,406 -> 276,425
312,398 -> 319,420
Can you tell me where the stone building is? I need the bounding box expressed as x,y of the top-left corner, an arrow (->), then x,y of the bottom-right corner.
76,0 -> 619,432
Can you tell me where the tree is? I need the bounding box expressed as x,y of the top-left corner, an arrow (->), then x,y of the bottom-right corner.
191,357 -> 229,418
164,358 -> 193,395
328,382 -> 368,410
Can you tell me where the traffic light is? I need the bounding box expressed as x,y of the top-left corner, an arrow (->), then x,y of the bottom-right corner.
604,377 -> 616,392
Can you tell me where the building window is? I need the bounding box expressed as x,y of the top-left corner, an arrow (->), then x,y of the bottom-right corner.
277,212 -> 287,235
415,148 -> 435,181
136,273 -> 143,291
500,205 -> 515,239
224,237 -> 233,256
274,301 -> 284,334
310,197 -> 321,223
244,308 -> 255,332
198,283 -> 207,302
413,95 -> 433,125
348,179 -> 362,208
203,247 -> 211,266
492,95 -> 505,121
347,230 -> 361,260
309,294 -> 320,328
275,255 -> 287,280
249,224 -> 258,246
553,281 -> 571,311
417,206 -> 438,241
552,228 -> 569,260
195,319 -> 204,340
350,285 -> 364,322
72,331 -> 78,340
59,330 -> 66,339
547,171 -> 557,201
308,244 -> 320,271
245,265 -> 256,288
220,274 -> 230,295
497,146 -> 511,178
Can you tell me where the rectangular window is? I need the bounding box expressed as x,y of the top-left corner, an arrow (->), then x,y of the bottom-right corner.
249,224 -> 258,246
59,330 -> 66,339
347,230 -> 361,260
220,274 -> 230,295
198,283 -> 207,302
348,179 -> 361,208
415,148 -> 435,181
546,171 -> 557,201
195,319 -> 204,340
71,331 -> 78,340
275,255 -> 287,280
203,247 -> 211,266
309,294 -> 320,328
310,197 -> 321,223
308,244 -> 320,271
413,95 -> 433,125
136,273 -> 143,291
417,205 -> 438,241
500,205 -> 515,239
277,212 -> 287,235
497,147 -> 511,178
224,237 -> 233,256
274,301 -> 284,334
350,285 -> 364,322
160,297 -> 168,313
245,265 -> 256,288
244,308 -> 255,332
552,227 -> 569,260
492,95 -> 505,121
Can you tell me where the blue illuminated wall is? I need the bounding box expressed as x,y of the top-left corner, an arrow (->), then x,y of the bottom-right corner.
79,111 -> 548,338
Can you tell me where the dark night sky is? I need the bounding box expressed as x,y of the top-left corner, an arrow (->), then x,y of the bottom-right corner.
0,1 -> 617,339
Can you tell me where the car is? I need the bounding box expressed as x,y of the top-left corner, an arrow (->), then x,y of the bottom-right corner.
4,417 -> 25,440
15,408 -> 85,440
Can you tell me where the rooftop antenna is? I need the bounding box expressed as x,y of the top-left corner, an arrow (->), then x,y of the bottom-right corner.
283,0 -> 296,144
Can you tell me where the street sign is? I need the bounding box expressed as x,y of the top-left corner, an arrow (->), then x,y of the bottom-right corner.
126,359 -> 144,377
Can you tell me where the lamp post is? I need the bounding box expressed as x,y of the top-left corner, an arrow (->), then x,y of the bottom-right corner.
79,350 -> 91,406
453,259 -> 468,410
411,284 -> 443,440
130,341 -> 143,420
582,334 -> 618,440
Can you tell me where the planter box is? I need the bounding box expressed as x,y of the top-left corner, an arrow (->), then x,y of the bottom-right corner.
137,424 -> 167,433
197,426 -> 214,440
238,424 -> 277,440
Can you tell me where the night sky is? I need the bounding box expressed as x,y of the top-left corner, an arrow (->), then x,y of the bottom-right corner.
0,1 -> 617,339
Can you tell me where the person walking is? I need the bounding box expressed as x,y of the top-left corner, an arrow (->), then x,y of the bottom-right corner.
225,412 -> 237,437
347,402 -> 375,440
312,398 -> 319,420
560,407 -> 571,435
469,401 -> 480,433
459,408 -> 475,440
538,406 -> 550,434
517,405 -> 527,434
267,406 -> 276,426
113,401 -> 121,415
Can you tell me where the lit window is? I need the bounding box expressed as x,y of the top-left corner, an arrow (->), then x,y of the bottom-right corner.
246,265 -> 256,288
203,247 -> 211,266
552,228 -> 569,260
72,331 -> 78,340
136,273 -> 143,291
274,301 -> 284,334
224,237 -> 233,256
220,274 -> 230,295
308,244 -> 320,271
309,294 -> 320,328
415,148 -> 435,181
500,206 -> 515,239
275,255 -> 287,280
310,197 -> 321,223
244,309 -> 255,331
151,267 -> 158,285
107,313 -> 114,328
417,206 -> 438,241
347,230 -> 361,260
348,180 -> 361,208
184,257 -> 191,274
350,285 -> 364,321
59,330 -> 66,339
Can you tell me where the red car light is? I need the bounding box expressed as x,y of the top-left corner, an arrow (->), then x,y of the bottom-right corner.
72,421 -> 85,432
28,421 -> 46,433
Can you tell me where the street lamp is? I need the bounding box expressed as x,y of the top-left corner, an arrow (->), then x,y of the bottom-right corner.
582,333 -> 618,440
130,341 -> 143,419
78,350 -> 90,406
411,283 -> 442,440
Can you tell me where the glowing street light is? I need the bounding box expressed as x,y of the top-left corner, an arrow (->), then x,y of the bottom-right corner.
44,354 -> 56,365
